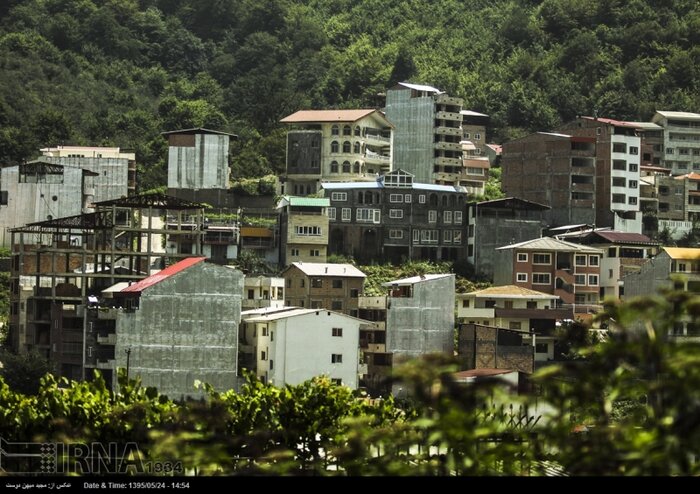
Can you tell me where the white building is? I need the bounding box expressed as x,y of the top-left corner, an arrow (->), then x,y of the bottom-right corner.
241,276 -> 285,310
239,307 -> 363,388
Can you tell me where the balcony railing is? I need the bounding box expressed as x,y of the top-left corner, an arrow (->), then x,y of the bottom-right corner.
494,307 -> 574,320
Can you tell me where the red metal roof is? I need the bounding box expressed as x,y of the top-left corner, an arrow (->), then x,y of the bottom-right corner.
592,231 -> 656,245
121,257 -> 206,293
581,116 -> 639,128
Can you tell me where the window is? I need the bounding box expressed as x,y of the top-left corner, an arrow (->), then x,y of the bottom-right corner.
454,211 -> 463,224
286,279 -> 291,288
629,163 -> 638,172
330,161 -> 339,173
389,194 -> 403,203
295,225 -> 322,236
332,327 -> 343,337
405,194 -> 412,203
474,133 -> 481,140
261,351 -> 267,361
341,208 -> 351,221
535,343 -> 548,354
350,289 -> 359,298
532,273 -> 551,285
312,278 -> 323,288
516,273 -> 528,282
589,255 -> 599,266
612,177 -> 626,187
443,211 -> 452,224
517,253 -> 528,263
629,180 -> 638,188
463,132 -> 470,139
301,279 -> 305,288
247,289 -> 254,299
311,300 -> 322,309
328,207 -> 336,220
291,248 -> 300,257
262,327 -> 268,337
332,279 -> 343,289
331,378 -> 342,385
629,146 -> 638,155
331,354 -> 343,363
271,331 -> 274,341
575,255 -> 587,266
331,125 -> 339,136
353,161 -> 360,173
428,210 -> 437,223
357,208 -> 380,223
612,193 -> 626,204
628,196 -> 637,205
419,194 -> 426,204
342,161 -> 351,173
612,160 -> 627,170
343,125 -> 351,136
353,142 -> 360,154
343,141 -> 351,153
310,249 -> 320,257
574,274 -> 586,286
588,274 -> 599,286
413,230 -> 420,244
421,230 -> 439,243
533,253 -> 551,265
331,300 -> 342,311
331,192 -> 347,201
0,191 -> 7,205
509,321 -> 521,330
389,209 -> 404,219
443,230 -> 452,243
269,360 -> 274,370
526,301 -> 537,309
460,299 -> 469,308
679,148 -> 690,155
389,229 -> 404,239
354,126 -> 361,136
331,141 -> 339,153
613,143 -> 627,153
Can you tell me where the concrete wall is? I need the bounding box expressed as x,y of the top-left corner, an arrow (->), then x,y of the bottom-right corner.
114,262 -> 243,400
167,133 -> 230,190
42,156 -> 128,203
386,274 -> 455,362
268,311 -> 360,389
622,251 -> 672,299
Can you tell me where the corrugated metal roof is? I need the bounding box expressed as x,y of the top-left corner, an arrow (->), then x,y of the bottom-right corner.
396,82 -> 442,93
538,131 -> 571,138
497,237 -> 603,254
320,180 -> 460,193
161,127 -> 237,137
465,285 -> 558,299
674,172 -> 700,181
626,121 -> 663,130
280,109 -> 379,124
593,231 -> 657,245
382,273 -> 453,287
581,116 -> 639,128
285,196 -> 330,207
663,247 -> 700,260
286,262 -> 367,278
655,111 -> 700,121
120,257 -> 206,293
244,308 -> 366,323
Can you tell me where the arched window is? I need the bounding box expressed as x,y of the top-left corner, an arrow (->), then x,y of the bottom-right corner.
429,193 -> 438,206
449,195 -> 456,206
342,161 -> 351,173
343,125 -> 351,136
458,196 -> 465,205
343,141 -> 351,153
331,125 -> 339,136
442,195 -> 448,207
364,191 -> 373,204
331,141 -> 339,153
353,142 -> 360,154
330,161 -> 339,173
354,126 -> 361,136
353,161 -> 361,173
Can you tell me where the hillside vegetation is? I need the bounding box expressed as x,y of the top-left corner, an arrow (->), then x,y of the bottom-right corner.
1,0 -> 698,190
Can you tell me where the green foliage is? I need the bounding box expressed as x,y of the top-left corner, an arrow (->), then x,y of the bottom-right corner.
0,349 -> 50,395
230,175 -> 277,197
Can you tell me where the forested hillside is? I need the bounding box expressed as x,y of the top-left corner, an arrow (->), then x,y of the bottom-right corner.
1,0 -> 698,190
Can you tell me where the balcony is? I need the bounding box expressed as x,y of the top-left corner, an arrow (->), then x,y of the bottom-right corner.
436,110 -> 462,121
96,359 -> 115,370
358,296 -> 387,309
364,132 -> 390,145
366,343 -> 386,353
435,94 -> 463,106
363,150 -> 391,164
434,156 -> 462,167
360,321 -> 386,331
457,307 -> 495,319
96,333 -> 117,345
494,307 -> 574,320
435,126 -> 462,137
434,141 -> 463,152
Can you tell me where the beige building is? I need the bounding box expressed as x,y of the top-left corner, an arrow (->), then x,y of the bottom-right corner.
241,275 -> 285,310
280,109 -> 394,196
277,196 -> 330,266
651,111 -> 700,176
281,262 -> 366,316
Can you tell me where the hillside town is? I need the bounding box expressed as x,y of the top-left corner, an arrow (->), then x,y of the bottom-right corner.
4,81 -> 699,401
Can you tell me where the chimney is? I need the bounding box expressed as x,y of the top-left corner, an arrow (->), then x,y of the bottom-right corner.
325,267 -> 328,274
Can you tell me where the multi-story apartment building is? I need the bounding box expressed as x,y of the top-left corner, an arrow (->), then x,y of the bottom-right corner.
467,197 -> 550,281
279,109 -> 394,196
358,274 -> 455,396
281,262 -> 366,316
456,285 -> 573,364
651,111 -> 700,176
625,121 -> 665,168
461,110 -> 489,156
99,257 -> 243,400
657,173 -> 700,223
384,82 -> 463,183
502,131 -> 597,228
493,237 -> 603,312
277,196 -> 330,266
322,169 -> 468,264
557,116 -> 643,233
40,145 -> 136,195
239,307 -> 362,388
556,229 -> 659,299
241,276 -> 285,310
450,142 -> 490,195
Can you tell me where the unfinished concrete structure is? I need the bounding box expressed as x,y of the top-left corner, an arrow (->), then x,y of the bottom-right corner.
384,82 -> 464,184
457,325 -> 534,375
358,273 -> 455,396
109,257 -> 243,400
8,193 -> 207,381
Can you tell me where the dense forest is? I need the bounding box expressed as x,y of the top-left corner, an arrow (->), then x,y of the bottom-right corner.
0,0 -> 699,190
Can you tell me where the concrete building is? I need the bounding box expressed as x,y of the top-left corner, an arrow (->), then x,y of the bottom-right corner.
557,116 -> 643,233
651,111 -> 700,176
625,121 -> 665,169
502,132 -> 597,228
239,307 -> 362,388
165,127 -> 235,191
279,109 -> 394,196
384,82 -> 464,183
461,110 -> 489,156
557,229 -> 660,299
40,145 -> 136,196
457,325 -> 534,375
493,237 -> 603,312
241,276 -> 285,310
358,274 -> 455,396
281,262 -> 366,316
657,173 -> 700,223
322,169 -> 469,264
456,285 -> 573,364
622,247 -> 700,338
467,197 -> 550,281
452,141 -> 491,195
8,193 -> 209,380
104,257 -> 243,400
239,226 -> 278,265
277,196 -> 330,266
